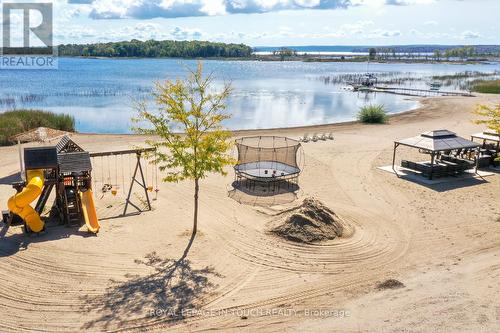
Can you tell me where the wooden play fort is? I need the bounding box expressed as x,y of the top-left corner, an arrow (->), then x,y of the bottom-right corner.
3,136 -> 157,235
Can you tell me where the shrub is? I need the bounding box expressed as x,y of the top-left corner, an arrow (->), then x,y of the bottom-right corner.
471,80 -> 500,94
0,109 -> 75,145
357,105 -> 388,124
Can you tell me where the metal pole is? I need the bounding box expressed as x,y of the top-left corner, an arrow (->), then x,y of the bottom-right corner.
429,152 -> 435,180
475,147 -> 480,174
392,142 -> 398,174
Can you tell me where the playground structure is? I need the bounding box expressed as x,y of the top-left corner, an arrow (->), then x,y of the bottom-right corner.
4,136 -> 158,234
6,136 -> 99,234
234,136 -> 303,192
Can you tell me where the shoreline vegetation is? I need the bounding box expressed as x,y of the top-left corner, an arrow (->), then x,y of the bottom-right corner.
57,40 -> 500,64
357,105 -> 388,124
471,80 -> 500,94
0,109 -> 75,145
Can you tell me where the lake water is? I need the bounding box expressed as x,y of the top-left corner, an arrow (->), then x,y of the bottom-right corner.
0,58 -> 498,133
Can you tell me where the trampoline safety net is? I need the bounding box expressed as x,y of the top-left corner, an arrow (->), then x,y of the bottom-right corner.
236,136 -> 300,168
234,136 -> 302,181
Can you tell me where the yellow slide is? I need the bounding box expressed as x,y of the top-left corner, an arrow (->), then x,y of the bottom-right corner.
7,169 -> 45,233
80,189 -> 100,233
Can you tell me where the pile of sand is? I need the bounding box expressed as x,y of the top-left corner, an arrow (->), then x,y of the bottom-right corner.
376,279 -> 405,290
270,197 -> 352,243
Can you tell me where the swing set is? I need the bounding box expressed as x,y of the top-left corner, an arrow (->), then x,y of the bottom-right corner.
89,148 -> 159,216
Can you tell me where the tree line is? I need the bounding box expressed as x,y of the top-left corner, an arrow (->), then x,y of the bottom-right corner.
58,39 -> 253,58
367,46 -> 497,61
434,46 -> 476,61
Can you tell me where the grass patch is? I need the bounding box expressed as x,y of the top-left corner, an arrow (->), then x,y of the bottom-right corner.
358,105 -> 388,124
0,109 -> 75,145
471,80 -> 500,94
432,71 -> 499,81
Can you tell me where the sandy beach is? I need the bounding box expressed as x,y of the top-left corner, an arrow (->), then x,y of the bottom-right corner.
0,94 -> 499,332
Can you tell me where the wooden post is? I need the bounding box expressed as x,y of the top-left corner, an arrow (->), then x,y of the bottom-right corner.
123,152 -> 152,216
137,153 -> 152,212
18,140 -> 25,181
429,152 -> 435,180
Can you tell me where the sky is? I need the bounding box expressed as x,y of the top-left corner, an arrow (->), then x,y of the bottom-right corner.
2,0 -> 499,47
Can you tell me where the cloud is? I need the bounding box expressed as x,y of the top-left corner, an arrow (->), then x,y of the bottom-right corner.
81,0 -> 354,20
423,20 -> 438,26
385,0 -> 434,4
461,30 -> 480,39
224,0 -> 351,14
125,1 -> 209,20
170,26 -> 203,40
72,0 -> 444,20
408,28 -> 451,39
54,22 -> 188,44
367,29 -> 401,38
68,0 -> 94,4
385,0 -> 409,5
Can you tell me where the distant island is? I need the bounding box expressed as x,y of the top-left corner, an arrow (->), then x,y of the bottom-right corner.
58,39 -> 253,58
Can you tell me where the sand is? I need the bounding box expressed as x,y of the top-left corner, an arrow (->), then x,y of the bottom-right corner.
0,94 -> 499,332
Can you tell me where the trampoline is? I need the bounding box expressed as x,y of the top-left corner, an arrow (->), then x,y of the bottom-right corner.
234,136 -> 303,191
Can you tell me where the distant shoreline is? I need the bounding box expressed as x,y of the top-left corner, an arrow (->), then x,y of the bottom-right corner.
57,55 -> 499,65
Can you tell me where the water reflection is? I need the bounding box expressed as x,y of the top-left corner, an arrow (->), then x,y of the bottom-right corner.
0,58 -> 498,133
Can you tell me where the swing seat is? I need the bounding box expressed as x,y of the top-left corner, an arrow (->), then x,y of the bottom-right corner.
147,186 -> 153,192
111,189 -> 117,196
101,184 -> 112,193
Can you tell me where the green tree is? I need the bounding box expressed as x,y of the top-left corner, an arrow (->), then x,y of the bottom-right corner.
275,47 -> 295,61
133,62 -> 234,256
433,50 -> 441,61
369,48 -> 377,61
474,104 -> 500,134
474,103 -> 500,161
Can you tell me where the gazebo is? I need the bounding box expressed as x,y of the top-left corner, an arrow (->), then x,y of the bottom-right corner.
392,130 -> 480,179
471,131 -> 500,147
471,131 -> 499,166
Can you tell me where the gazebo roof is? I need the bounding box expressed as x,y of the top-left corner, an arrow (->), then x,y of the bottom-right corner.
395,130 -> 479,152
10,127 -> 70,144
471,131 -> 500,143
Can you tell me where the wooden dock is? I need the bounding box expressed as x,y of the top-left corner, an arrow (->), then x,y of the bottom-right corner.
352,85 -> 473,97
